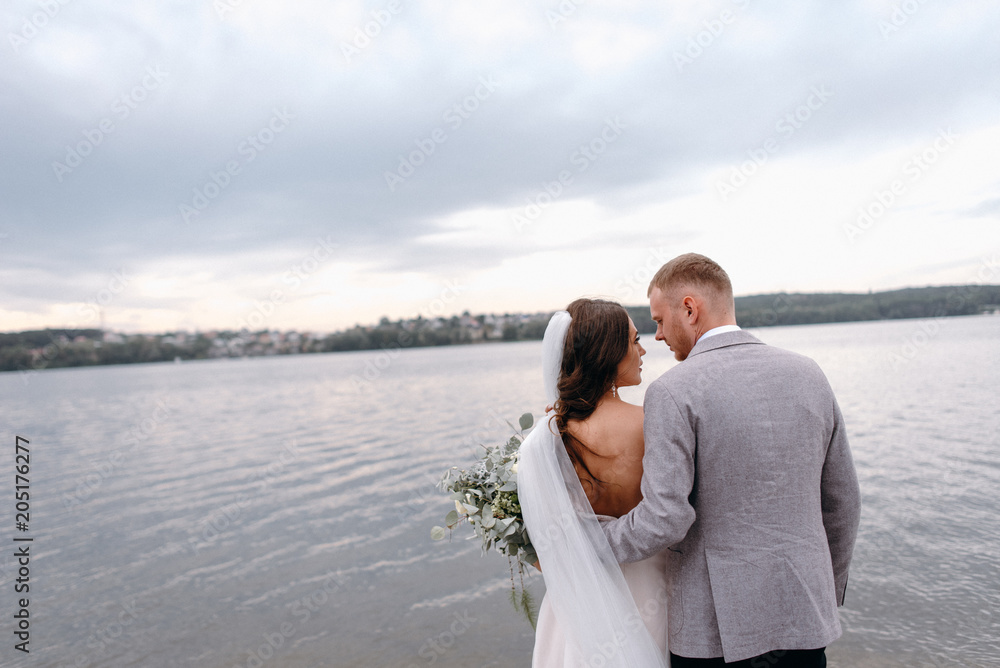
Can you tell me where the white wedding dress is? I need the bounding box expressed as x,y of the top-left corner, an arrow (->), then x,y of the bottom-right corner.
518,311 -> 669,668
532,544 -> 669,666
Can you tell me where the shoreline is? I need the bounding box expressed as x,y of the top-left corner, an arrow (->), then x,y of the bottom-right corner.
2,311 -> 998,375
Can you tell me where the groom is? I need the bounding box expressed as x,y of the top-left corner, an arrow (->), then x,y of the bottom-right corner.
602,253 -> 861,667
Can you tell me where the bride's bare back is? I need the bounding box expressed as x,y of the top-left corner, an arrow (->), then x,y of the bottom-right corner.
566,398 -> 645,518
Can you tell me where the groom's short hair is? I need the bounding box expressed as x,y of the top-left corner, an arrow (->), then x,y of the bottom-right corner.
648,253 -> 734,304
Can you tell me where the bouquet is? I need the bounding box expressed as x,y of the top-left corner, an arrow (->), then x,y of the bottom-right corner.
432,412 -> 538,626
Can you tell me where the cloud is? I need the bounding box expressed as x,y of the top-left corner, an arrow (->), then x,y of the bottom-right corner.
2,0 -> 999,331
965,196 -> 1000,219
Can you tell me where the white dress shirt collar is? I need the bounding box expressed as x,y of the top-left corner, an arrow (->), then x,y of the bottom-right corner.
697,324 -> 742,343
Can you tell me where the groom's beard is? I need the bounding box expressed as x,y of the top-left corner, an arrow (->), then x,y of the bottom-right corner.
666,330 -> 692,361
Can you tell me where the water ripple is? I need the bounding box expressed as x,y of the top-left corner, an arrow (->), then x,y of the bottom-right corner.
1,319 -> 998,666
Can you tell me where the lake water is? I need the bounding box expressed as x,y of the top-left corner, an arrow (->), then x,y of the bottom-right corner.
1,315 -> 998,667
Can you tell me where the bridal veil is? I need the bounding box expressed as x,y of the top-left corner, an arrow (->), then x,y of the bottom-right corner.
517,311 -> 668,667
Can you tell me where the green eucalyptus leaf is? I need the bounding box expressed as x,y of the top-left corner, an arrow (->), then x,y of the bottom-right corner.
432,412 -> 542,628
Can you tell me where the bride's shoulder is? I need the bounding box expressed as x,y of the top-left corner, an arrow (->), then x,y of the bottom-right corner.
577,400 -> 643,449
617,402 -> 644,441
607,399 -> 644,426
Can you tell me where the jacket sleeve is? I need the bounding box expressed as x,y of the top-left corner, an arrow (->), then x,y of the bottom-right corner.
601,381 -> 697,563
821,394 -> 862,605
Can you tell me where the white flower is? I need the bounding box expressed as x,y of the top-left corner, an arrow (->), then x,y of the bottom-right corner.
455,499 -> 468,516
510,461 -> 518,474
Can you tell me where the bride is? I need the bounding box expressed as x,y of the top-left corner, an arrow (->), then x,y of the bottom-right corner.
518,299 -> 669,667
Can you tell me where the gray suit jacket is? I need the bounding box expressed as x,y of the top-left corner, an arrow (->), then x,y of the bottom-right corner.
602,330 -> 861,662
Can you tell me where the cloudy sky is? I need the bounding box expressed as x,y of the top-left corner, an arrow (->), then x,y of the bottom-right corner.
2,0 -> 998,334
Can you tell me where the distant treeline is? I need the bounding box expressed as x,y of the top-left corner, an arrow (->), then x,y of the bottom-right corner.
0,328 -> 211,373
621,284 -> 1000,334
2,284 -> 998,373
732,284 -> 1000,328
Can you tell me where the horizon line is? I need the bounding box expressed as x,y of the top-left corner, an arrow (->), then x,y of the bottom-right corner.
4,281 -> 998,337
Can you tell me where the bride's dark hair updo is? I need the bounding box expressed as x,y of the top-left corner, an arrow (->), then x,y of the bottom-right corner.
554,298 -> 630,494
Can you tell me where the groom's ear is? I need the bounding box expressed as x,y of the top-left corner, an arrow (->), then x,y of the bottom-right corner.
681,295 -> 697,319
